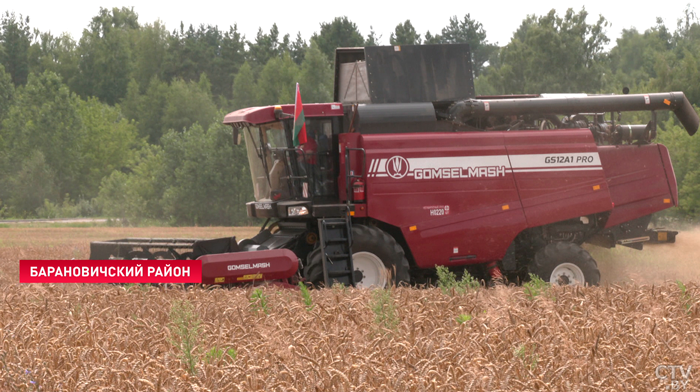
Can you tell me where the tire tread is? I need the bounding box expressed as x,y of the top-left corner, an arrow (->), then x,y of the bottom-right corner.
304,224 -> 410,287
531,241 -> 600,286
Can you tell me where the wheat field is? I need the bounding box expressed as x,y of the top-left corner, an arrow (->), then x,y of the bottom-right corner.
1,226 -> 699,391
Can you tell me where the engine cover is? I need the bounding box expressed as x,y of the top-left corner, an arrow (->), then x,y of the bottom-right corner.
199,249 -> 298,285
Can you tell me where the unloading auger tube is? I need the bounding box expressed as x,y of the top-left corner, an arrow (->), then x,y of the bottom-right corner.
449,92 -> 699,136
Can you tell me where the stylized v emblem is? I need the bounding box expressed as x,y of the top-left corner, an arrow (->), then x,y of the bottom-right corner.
392,157 -> 402,172
386,156 -> 409,179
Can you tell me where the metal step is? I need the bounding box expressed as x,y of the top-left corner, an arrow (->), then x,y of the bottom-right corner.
328,270 -> 354,278
325,238 -> 348,243
318,217 -> 355,287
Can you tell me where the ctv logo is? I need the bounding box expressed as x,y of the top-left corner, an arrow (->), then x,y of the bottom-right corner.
387,156 -> 410,179
656,365 -> 692,390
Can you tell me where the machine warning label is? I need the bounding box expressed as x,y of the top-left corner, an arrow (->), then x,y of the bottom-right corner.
423,205 -> 450,216
237,273 -> 263,281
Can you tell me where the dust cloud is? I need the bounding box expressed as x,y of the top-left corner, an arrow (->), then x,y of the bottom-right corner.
587,227 -> 700,284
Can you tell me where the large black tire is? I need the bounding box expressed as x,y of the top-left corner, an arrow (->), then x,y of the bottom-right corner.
304,224 -> 410,288
303,247 -> 324,284
530,242 -> 600,286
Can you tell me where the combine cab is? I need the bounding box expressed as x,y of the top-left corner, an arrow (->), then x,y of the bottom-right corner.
90,44 -> 698,287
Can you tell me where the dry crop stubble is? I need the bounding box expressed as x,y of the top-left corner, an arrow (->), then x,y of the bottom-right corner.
1,283 -> 699,391
1,226 -> 699,390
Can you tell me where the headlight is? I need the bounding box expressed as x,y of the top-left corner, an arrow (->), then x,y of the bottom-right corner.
287,206 -> 309,216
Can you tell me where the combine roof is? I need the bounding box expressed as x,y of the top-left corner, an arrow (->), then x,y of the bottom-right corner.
223,103 -> 344,126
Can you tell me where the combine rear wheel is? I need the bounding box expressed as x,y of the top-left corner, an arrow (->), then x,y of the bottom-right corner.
304,225 -> 410,288
530,242 -> 600,286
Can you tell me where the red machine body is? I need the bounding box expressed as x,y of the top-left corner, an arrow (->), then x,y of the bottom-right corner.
199,249 -> 298,285
89,44 -> 697,287
340,129 -> 676,269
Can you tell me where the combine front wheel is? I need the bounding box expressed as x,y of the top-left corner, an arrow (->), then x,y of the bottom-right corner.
530,242 -> 600,286
304,225 -> 410,288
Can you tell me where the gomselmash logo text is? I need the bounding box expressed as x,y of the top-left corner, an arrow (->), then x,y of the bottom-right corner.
370,155 -> 509,180
367,152 -> 603,180
227,262 -> 271,271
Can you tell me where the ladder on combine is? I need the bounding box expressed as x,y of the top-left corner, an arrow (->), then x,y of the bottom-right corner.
317,216 -> 356,287
314,144 -> 366,287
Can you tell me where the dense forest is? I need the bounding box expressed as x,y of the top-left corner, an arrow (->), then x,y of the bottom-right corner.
0,7 -> 699,225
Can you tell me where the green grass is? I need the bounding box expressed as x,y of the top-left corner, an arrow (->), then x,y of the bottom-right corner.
523,273 -> 550,301
204,347 -> 237,364
435,266 -> 480,295
513,343 -> 538,371
677,280 -> 694,315
298,282 -> 315,310
168,300 -> 201,375
455,314 -> 473,324
249,288 -> 270,315
370,288 -> 399,332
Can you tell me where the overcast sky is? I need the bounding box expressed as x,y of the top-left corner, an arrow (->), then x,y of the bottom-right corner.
4,1 -> 696,48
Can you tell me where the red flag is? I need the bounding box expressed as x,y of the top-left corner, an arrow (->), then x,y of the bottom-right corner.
293,83 -> 307,146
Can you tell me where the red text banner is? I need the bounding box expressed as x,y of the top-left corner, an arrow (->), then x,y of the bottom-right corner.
20,260 -> 202,284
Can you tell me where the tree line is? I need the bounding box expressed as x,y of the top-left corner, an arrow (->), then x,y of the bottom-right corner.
0,7 -> 699,225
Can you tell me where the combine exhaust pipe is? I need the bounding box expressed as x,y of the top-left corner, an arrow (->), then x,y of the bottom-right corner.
450,92 -> 699,136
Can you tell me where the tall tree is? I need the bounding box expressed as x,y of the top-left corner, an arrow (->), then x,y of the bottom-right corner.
423,31 -> 442,44
390,20 -> 421,45
98,120 -> 253,226
75,7 -> 139,105
440,15 -> 498,77
247,24 -> 282,71
217,24 -> 247,98
159,122 -> 252,225
231,61 -> 256,110
255,54 -> 299,105
0,64 -> 13,204
76,97 -> 139,198
0,64 -> 13,123
657,108 -> 700,217
165,23 -> 245,99
365,26 -> 381,46
299,41 -> 333,103
7,151 -> 58,214
0,12 -> 32,86
312,17 -> 365,60
27,32 -> 79,88
161,74 -> 218,133
1,71 -> 83,205
650,7 -> 700,106
122,76 -> 169,143
485,8 -> 609,94
606,23 -> 670,92
132,21 -> 168,93
289,32 -> 308,65
96,144 -> 167,222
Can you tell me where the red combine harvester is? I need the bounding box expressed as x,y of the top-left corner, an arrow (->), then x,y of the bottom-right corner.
90,44 -> 698,287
